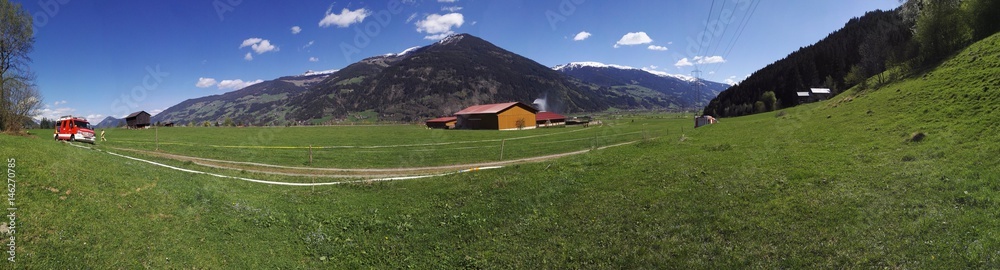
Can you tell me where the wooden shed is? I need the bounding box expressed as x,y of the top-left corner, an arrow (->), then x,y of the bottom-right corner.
426,116 -> 457,129
125,111 -> 151,129
535,111 -> 566,127
796,91 -> 811,104
695,115 -> 718,128
455,102 -> 538,130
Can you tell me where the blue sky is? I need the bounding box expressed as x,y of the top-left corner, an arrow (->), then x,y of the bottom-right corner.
21,0 -> 901,121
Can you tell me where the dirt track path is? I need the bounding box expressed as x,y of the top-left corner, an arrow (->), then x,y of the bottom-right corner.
107,140 -> 640,178
69,139 -> 645,186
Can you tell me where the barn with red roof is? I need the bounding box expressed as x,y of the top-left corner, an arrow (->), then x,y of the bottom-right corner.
425,116 -> 457,129
535,111 -> 566,127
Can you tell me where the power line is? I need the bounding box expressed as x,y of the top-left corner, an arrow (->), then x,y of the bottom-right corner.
705,0 -> 730,59
711,0 -> 761,78
697,0 -> 719,60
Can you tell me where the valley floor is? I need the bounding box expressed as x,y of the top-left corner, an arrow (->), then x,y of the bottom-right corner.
2,33 -> 999,269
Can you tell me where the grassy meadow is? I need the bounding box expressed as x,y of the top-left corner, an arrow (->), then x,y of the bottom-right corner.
85,116 -> 685,169
1,34 -> 999,268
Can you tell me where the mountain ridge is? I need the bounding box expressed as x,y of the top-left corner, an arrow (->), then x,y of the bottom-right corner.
153,34 -> 727,125
554,61 -> 729,108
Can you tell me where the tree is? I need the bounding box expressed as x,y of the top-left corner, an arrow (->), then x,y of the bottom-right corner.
1,0 -> 40,132
760,91 -> 777,112
963,0 -> 1000,41
859,22 -> 891,85
844,65 -> 867,89
515,118 -> 526,130
223,117 -> 234,127
6,80 -> 41,130
39,117 -> 53,129
914,0 -> 968,64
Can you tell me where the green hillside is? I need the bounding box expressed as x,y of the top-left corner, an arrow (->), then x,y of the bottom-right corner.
2,34 -> 999,268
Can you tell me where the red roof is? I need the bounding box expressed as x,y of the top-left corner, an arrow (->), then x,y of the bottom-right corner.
426,116 -> 457,123
535,112 -> 566,121
454,102 -> 538,115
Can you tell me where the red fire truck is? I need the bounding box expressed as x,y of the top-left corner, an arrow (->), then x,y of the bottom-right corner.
54,115 -> 96,144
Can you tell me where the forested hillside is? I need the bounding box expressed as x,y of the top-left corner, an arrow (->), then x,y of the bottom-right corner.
705,0 -> 1000,117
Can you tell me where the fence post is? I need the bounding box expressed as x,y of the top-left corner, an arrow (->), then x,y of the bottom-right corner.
309,144 -> 313,166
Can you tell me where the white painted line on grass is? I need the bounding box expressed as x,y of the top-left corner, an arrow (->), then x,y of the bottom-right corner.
66,142 -> 503,186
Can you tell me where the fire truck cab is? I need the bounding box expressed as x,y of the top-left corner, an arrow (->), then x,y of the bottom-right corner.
54,115 -> 96,144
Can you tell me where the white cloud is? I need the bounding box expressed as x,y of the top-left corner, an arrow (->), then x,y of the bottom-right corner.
35,107 -> 75,121
674,55 -> 726,67
197,78 -> 264,90
239,38 -> 263,48
614,32 -> 653,48
148,109 -> 164,116
217,79 -> 264,91
708,71 -> 716,75
304,41 -> 315,48
675,58 -> 694,67
239,38 -> 279,60
424,32 -> 455,40
53,100 -> 67,106
291,26 -> 302,34
416,13 -> 464,39
319,7 -> 371,28
645,65 -> 659,70
573,31 -> 591,41
668,41 -> 674,45
694,56 -> 726,64
251,40 -> 278,54
86,114 -> 103,120
438,0 -> 457,2
405,13 -> 418,23
648,45 -> 668,51
309,57 -> 319,62
442,6 -> 463,12
196,77 -> 218,88
724,76 -> 739,85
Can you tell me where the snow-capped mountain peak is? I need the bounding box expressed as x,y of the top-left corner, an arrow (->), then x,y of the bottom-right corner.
553,61 -> 697,82
301,69 -> 339,76
436,34 -> 465,46
553,61 -> 637,71
640,68 -> 697,82
384,46 -> 421,57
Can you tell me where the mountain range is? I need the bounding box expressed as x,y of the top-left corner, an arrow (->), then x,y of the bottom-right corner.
152,34 -> 727,125
553,62 -> 728,109
94,116 -> 124,129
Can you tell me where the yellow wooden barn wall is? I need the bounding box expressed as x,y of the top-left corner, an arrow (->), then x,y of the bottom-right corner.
496,105 -> 537,130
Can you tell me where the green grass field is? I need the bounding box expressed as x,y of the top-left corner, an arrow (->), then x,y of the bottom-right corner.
84,116 -> 684,169
2,34 -> 999,268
